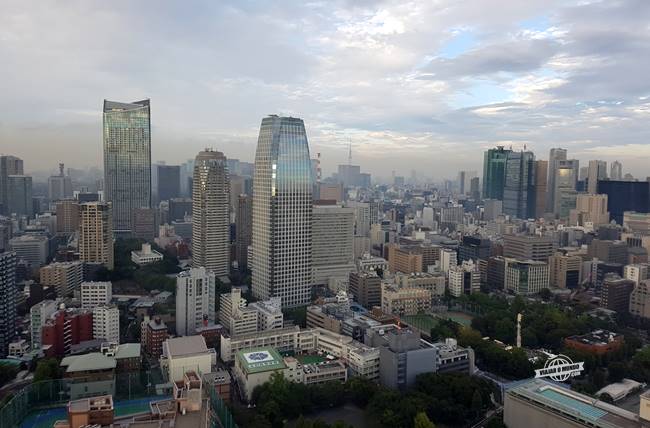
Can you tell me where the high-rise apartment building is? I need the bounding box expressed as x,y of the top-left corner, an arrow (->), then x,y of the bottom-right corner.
30,299 -> 60,350
251,116 -> 313,307
0,155 -> 23,216
503,151 -> 535,219
235,194 -> 252,271
483,147 -> 512,200
587,160 -> 607,194
48,163 -> 72,201
191,150 -> 230,277
0,252 -> 17,357
546,148 -> 567,213
175,267 -> 216,336
40,261 -> 84,297
103,99 -> 151,235
92,305 -> 120,343
312,202 -> 355,286
55,199 -> 80,236
79,202 -> 114,270
81,281 -> 112,310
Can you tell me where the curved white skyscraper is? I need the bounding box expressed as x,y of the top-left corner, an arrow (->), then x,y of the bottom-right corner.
251,115 -> 313,308
103,99 -> 151,236
192,149 -> 230,277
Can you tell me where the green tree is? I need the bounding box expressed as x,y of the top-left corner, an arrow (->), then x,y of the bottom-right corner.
607,361 -> 627,383
471,389 -> 483,417
413,412 -> 436,428
34,358 -> 60,382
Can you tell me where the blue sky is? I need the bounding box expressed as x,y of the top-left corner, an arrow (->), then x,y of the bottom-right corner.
1,0 -> 650,180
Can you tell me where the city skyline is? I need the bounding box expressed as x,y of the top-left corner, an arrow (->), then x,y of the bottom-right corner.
2,1 -> 650,179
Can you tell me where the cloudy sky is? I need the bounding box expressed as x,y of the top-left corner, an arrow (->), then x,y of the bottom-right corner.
1,0 -> 649,180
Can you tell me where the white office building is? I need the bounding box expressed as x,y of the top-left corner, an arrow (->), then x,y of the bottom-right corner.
176,267 -> 216,336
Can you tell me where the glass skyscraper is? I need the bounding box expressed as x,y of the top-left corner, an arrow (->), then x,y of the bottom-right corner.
103,99 -> 151,235
482,147 -> 512,200
503,151 -> 536,219
251,115 -> 313,308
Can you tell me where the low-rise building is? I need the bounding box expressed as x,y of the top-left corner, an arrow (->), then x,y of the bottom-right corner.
130,243 -> 163,265
381,283 -> 432,316
60,352 -> 116,399
346,341 -> 380,381
431,338 -> 475,374
234,347 -> 290,401
564,330 -> 624,355
505,378 -> 650,428
368,327 -> 437,390
202,370 -> 232,404
161,335 -> 212,382
394,272 -> 446,297
141,316 -> 168,358
220,325 -> 317,363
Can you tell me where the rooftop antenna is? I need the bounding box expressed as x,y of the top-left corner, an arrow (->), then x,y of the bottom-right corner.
516,313 -> 523,348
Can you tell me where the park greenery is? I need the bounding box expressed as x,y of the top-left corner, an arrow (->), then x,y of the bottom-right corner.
97,238 -> 181,293
441,292 -> 650,394
239,371 -> 494,428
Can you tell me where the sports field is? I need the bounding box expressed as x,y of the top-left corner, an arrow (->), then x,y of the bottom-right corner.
297,354 -> 327,364
20,396 -> 166,428
402,314 -> 439,332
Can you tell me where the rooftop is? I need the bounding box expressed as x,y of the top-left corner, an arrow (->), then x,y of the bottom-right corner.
566,330 -> 622,346
164,336 -> 208,358
237,347 -> 286,374
507,378 -> 644,428
61,353 -> 116,373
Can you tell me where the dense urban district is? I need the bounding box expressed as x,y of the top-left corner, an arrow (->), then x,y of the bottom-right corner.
1,102 -> 650,428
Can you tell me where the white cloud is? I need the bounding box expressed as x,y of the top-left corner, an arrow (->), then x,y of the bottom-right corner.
1,0 -> 649,179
